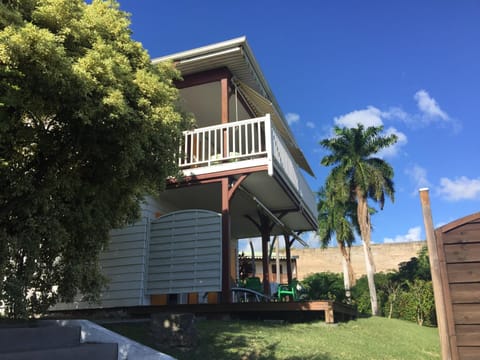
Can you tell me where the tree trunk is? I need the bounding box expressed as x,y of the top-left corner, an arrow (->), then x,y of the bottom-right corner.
338,242 -> 355,303
341,257 -> 351,303
356,188 -> 379,316
346,245 -> 356,287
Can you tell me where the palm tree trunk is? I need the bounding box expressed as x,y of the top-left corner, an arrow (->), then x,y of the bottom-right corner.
346,245 -> 356,287
356,189 -> 379,316
338,242 -> 355,303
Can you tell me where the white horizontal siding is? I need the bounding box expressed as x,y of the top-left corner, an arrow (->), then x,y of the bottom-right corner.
98,219 -> 148,306
147,209 -> 222,295
52,219 -> 149,310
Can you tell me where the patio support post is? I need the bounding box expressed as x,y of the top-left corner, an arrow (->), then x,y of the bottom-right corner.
259,212 -> 271,296
221,177 -> 231,303
221,175 -> 248,303
284,234 -> 293,285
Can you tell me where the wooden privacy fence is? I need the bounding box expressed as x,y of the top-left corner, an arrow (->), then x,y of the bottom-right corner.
425,208 -> 480,360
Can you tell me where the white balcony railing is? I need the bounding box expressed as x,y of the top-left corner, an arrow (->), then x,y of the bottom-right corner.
178,115 -> 316,218
179,116 -> 270,168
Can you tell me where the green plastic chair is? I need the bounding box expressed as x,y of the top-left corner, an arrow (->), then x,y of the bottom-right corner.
244,277 -> 263,293
277,279 -> 299,301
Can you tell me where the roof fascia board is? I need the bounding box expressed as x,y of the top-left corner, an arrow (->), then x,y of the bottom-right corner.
152,36 -> 247,64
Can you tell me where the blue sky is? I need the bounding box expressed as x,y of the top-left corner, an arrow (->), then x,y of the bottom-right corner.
119,0 -> 480,247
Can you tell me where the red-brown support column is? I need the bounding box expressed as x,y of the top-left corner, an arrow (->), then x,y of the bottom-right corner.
284,234 -> 293,285
220,175 -> 248,303
221,77 -> 229,157
221,77 -> 229,124
259,213 -> 271,296
221,177 -> 231,303
261,233 -> 270,295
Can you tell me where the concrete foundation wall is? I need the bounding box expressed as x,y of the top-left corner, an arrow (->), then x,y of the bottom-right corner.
292,241 -> 426,280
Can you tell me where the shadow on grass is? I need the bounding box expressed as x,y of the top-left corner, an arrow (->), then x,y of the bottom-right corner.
167,321 -> 333,360
105,320 -> 334,360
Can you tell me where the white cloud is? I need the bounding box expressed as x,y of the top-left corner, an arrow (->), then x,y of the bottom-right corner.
334,106 -> 383,128
405,164 -> 431,192
285,112 -> 300,125
414,89 -> 449,121
437,176 -> 480,201
306,121 -> 315,129
376,126 -> 408,158
382,107 -> 409,121
384,226 -> 422,243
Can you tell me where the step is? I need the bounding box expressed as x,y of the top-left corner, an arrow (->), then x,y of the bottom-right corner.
0,343 -> 118,360
0,326 -> 81,353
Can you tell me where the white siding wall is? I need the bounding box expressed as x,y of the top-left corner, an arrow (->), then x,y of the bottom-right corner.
98,218 -> 149,307
52,208 -> 222,311
52,219 -> 149,310
147,210 -> 222,295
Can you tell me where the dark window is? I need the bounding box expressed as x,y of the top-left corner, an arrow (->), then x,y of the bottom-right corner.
272,264 -> 283,274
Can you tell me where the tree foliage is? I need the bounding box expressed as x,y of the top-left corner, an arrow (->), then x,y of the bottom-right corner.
0,0 -> 189,318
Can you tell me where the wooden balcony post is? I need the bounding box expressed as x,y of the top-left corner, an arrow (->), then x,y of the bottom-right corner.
221,77 -> 229,157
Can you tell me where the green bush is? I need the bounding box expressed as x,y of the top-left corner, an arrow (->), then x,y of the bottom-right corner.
396,280 -> 435,326
351,247 -> 436,326
302,272 -> 346,302
351,273 -> 390,316
301,247 -> 436,326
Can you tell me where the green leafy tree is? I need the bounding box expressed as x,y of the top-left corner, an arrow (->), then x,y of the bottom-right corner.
317,184 -> 358,302
0,0 -> 189,318
320,124 -> 397,315
390,246 -> 435,325
396,279 -> 435,326
396,245 -> 431,282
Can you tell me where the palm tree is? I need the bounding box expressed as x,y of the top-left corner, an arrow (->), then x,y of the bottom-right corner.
317,183 -> 358,302
320,124 -> 397,315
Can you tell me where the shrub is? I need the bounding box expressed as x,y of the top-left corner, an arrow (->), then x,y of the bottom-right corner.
302,272 -> 346,302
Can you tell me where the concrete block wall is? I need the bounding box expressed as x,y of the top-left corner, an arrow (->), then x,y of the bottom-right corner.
291,241 -> 426,280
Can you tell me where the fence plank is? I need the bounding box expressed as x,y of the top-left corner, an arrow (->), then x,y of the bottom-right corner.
445,243 -> 480,263
453,304 -> 480,324
447,263 -> 480,283
443,221 -> 480,243
458,347 -> 480,360
456,325 -> 480,346
450,283 -> 480,303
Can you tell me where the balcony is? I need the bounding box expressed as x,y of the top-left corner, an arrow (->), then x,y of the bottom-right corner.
178,115 -> 317,223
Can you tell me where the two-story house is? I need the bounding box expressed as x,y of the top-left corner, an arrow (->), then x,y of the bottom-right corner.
55,37 -> 317,310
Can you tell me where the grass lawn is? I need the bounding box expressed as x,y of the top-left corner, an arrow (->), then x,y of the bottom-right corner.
105,316 -> 441,360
